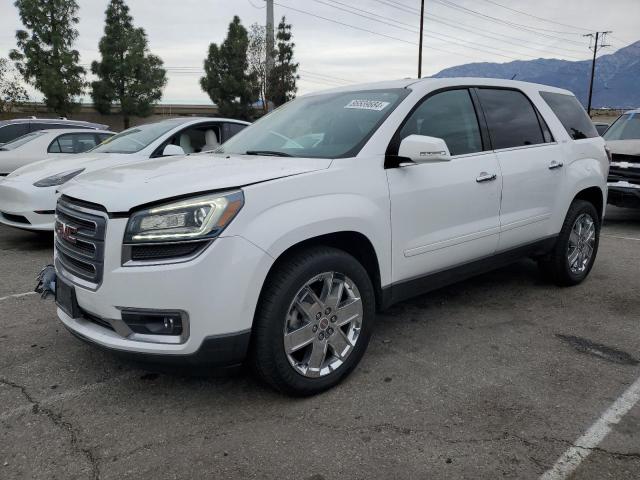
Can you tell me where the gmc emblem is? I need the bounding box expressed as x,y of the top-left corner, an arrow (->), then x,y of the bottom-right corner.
56,222 -> 78,244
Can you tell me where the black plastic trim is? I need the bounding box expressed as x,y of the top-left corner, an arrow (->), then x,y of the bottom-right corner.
381,236 -> 557,308
65,326 -> 252,368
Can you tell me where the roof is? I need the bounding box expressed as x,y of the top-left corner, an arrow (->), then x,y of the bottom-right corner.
0,117 -> 108,128
303,77 -> 573,97
36,128 -> 114,135
152,116 -> 251,126
622,109 -> 640,114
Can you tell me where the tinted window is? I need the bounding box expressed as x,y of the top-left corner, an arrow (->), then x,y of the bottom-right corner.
540,92 -> 598,140
0,123 -> 29,144
477,88 -> 545,149
399,89 -> 483,156
603,114 -> 640,141
0,131 -> 45,150
48,133 -> 102,154
223,123 -> 247,142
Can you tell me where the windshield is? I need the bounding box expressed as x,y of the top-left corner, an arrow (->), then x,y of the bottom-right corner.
217,89 -> 407,158
91,119 -> 187,154
0,131 -> 45,151
604,113 -> 640,141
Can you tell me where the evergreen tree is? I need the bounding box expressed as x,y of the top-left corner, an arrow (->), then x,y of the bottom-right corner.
267,17 -> 299,107
10,0 -> 85,116
91,0 -> 167,129
200,16 -> 255,120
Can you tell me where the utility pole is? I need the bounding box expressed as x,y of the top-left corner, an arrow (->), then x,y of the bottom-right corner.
418,0 -> 425,78
265,0 -> 275,112
584,31 -> 611,116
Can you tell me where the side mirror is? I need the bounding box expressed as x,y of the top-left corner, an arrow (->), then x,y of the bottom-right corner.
398,134 -> 451,164
162,144 -> 185,156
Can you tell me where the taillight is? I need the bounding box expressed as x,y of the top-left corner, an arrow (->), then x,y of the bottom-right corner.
605,146 -> 612,163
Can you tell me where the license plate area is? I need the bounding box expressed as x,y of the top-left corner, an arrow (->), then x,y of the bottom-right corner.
56,277 -> 80,319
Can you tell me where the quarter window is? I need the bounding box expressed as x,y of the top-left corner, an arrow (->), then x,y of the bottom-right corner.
0,123 -> 29,144
399,89 -> 483,156
477,88 -> 546,149
540,91 -> 598,140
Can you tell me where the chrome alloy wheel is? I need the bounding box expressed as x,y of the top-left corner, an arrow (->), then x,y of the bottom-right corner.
283,272 -> 363,378
567,213 -> 596,275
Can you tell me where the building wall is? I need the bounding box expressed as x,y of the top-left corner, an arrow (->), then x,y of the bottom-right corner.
0,103 -> 221,132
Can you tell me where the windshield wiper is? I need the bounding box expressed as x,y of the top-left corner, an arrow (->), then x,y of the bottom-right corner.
245,150 -> 293,157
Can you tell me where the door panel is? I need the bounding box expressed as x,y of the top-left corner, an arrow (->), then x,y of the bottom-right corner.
387,152 -> 501,282
496,145 -> 564,249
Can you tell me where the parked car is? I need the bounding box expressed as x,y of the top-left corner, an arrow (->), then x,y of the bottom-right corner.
0,117 -> 249,231
0,117 -> 108,146
45,78 -> 607,395
603,109 -> 640,208
0,129 -> 114,175
593,122 -> 609,136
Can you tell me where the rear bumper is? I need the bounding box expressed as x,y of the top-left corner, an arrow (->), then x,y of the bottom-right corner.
607,182 -> 640,208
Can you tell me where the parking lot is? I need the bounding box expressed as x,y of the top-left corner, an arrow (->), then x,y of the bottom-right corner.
0,206 -> 638,479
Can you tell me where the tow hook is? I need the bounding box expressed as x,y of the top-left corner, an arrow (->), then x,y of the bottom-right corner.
35,265 -> 56,299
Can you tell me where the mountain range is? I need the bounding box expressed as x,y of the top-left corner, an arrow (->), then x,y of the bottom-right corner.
432,40 -> 640,109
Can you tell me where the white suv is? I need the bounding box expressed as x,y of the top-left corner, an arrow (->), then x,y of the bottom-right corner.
50,78 -> 608,396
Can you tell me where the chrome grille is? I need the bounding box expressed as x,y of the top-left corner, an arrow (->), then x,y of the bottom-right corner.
55,196 -> 107,286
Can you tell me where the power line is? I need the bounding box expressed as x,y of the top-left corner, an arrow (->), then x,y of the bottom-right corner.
368,0 -> 587,56
431,0 -> 588,46
307,0 -> 549,61
272,1 -> 480,60
584,31 -> 612,115
476,0 -> 592,33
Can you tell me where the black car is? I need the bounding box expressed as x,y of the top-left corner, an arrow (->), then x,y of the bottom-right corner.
0,117 -> 109,145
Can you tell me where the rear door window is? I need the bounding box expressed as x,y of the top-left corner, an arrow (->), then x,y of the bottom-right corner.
399,88 -> 484,156
540,91 -> 598,140
477,88 -> 546,149
48,133 -> 102,153
222,123 -> 247,142
0,123 -> 29,143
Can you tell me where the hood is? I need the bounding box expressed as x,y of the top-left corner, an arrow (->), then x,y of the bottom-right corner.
606,140 -> 640,156
60,154 -> 332,212
4,152 -> 139,183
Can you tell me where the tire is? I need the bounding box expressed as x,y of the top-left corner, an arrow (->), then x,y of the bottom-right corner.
539,199 -> 600,286
250,246 -> 375,396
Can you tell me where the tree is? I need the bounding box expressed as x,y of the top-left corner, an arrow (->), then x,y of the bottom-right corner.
200,16 -> 256,120
267,17 -> 299,108
0,57 -> 29,113
247,23 -> 268,114
10,0 -> 85,116
90,0 -> 167,130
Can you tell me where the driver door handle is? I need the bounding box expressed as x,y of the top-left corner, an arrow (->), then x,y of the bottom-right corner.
548,161 -> 564,170
476,172 -> 497,183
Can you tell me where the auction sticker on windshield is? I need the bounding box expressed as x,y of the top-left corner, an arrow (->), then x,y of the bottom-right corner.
344,99 -> 390,111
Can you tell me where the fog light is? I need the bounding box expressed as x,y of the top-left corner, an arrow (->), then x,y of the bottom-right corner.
121,310 -> 183,336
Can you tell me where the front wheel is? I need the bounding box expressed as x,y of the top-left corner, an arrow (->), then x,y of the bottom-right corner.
250,247 -> 375,396
539,199 -> 600,286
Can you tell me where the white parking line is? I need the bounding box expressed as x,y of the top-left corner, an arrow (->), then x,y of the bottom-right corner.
540,374 -> 640,480
0,291 -> 36,302
602,234 -> 640,242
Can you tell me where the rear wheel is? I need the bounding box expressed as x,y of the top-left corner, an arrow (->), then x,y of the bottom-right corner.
250,247 -> 375,396
539,200 -> 600,286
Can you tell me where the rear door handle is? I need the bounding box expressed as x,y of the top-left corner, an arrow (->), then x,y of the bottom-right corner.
476,172 -> 497,183
548,161 -> 564,170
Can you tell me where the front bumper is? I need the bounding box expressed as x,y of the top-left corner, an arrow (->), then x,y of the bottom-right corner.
607,182 -> 640,209
56,215 -> 274,364
0,179 -> 56,230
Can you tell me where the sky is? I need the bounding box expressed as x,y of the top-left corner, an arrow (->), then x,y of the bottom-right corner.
0,0 -> 638,105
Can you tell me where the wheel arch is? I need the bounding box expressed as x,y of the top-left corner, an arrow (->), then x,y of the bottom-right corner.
258,231 -> 384,312
572,185 -> 605,222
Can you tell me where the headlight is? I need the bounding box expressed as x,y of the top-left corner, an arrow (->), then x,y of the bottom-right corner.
124,190 -> 244,243
33,168 -> 85,187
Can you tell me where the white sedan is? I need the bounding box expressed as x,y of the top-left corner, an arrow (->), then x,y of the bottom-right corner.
0,117 -> 249,231
0,129 -> 114,175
